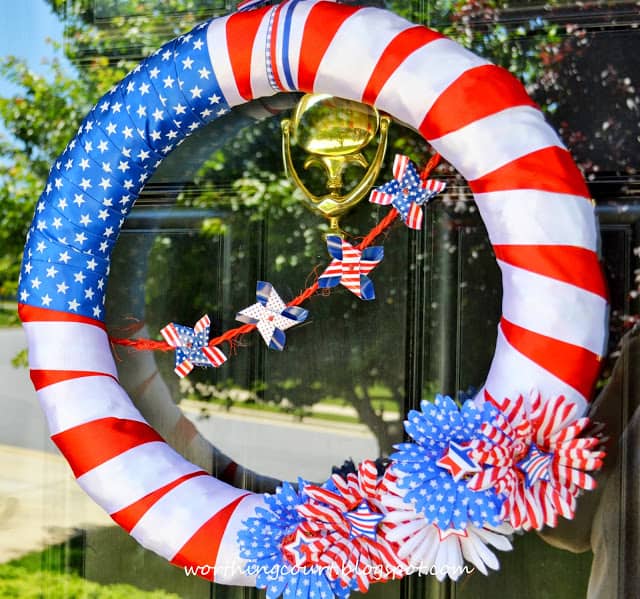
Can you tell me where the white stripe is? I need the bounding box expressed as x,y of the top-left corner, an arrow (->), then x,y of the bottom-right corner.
277,0 -> 324,90
250,9 -> 275,99
481,328 -> 588,412
206,16 -> 244,107
312,8 -> 412,99
214,494 -> 265,584
429,105 -> 565,181
130,475 -> 249,560
38,375 -> 145,435
500,261 -> 608,355
374,38 -> 488,130
475,190 -> 597,249
24,321 -> 117,375
77,441 -> 203,515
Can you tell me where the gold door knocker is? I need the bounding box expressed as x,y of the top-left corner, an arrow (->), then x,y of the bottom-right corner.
282,94 -> 390,237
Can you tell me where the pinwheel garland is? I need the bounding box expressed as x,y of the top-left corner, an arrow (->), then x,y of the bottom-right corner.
467,393 -> 605,530
236,281 -> 309,350
369,154 -> 446,230
318,236 -> 384,300
390,395 -> 503,532
160,314 -> 227,377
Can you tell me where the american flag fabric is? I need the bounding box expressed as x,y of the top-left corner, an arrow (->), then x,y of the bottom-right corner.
17,0 -> 608,590
160,314 -> 228,377
318,235 -> 383,300
369,153 -> 446,229
235,281 -> 308,350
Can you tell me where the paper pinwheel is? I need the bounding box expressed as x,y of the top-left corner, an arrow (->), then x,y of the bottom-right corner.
318,236 -> 383,300
370,154 -> 446,230
236,281 -> 309,350
390,395 -> 503,532
468,393 -> 605,530
160,314 -> 227,378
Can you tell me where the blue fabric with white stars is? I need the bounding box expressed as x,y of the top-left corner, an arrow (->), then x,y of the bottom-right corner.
238,481 -> 349,599
390,395 -> 503,530
19,20 -> 231,321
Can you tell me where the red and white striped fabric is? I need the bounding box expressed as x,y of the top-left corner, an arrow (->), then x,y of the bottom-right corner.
19,0 -> 607,589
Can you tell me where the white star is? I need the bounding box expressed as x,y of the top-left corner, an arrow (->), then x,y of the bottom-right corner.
73,193 -> 85,207
24,262 -> 32,274
112,101 -> 122,113
84,287 -> 94,299
152,107 -> 164,121
36,219 -> 47,231
200,108 -> 212,118
52,217 -> 62,229
20,289 -> 29,302
64,158 -> 73,170
98,140 -> 109,153
127,81 -> 135,93
98,209 -> 109,221
35,241 -> 47,253
122,148 -> 132,158
175,103 -> 186,115
103,227 -> 114,238
217,108 -> 228,116
122,126 -> 134,139
74,271 -> 86,283
84,141 -> 93,153
45,266 -> 58,278
56,281 -> 69,294
193,39 -> 204,50
55,177 -> 63,189
75,232 -> 87,245
59,251 -> 71,264
37,201 -> 45,213
92,305 -> 102,318
117,160 -> 130,172
182,57 -> 194,70
68,299 -> 80,311
150,130 -> 161,142
149,66 -> 160,79
139,82 -> 150,95
162,49 -> 172,61
41,294 -> 52,307
123,180 -> 134,190
166,130 -> 178,140
79,158 -> 90,170
137,149 -> 150,161
85,120 -> 93,132
163,75 -> 175,88
208,93 -> 220,104
80,214 -> 92,226
99,241 -> 109,253
136,104 -> 147,118
99,101 -> 110,112
102,198 -> 113,207
31,277 -> 42,289
80,178 -> 92,191
86,258 -> 98,271
190,85 -> 203,98
99,177 -> 111,190
106,122 -> 117,135
101,161 -> 112,173
198,67 -> 210,79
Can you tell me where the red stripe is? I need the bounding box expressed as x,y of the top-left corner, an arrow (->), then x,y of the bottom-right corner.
361,26 -> 444,106
225,6 -> 270,101
111,470 -> 208,532
18,303 -> 105,328
494,244 -> 608,299
30,369 -> 116,391
469,146 -> 590,198
51,417 -> 164,478
420,64 -> 537,140
170,494 -> 250,580
298,3 -> 361,92
500,318 -> 601,399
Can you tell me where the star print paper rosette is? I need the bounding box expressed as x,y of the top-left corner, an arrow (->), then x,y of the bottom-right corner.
238,392 -> 604,594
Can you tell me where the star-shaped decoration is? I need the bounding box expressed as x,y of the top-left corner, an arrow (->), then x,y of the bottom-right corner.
235,281 -> 308,351
436,440 -> 482,482
516,444 -> 552,488
370,154 -> 446,230
160,314 -> 227,378
281,528 -> 312,568
317,235 -> 383,300
344,501 -> 384,541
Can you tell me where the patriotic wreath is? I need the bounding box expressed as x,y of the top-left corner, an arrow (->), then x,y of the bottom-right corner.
18,0 -> 609,596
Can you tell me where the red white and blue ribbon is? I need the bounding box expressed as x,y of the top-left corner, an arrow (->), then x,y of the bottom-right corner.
236,281 -> 309,350
318,235 -> 383,300
369,154 -> 446,230
17,0 -> 609,592
160,315 -> 227,378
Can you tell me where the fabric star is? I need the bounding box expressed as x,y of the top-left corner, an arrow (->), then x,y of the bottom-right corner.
160,314 -> 227,378
235,281 -> 308,351
318,235 -> 383,300
369,154 -> 446,230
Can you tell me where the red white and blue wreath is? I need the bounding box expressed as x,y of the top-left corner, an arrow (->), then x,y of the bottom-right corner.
18,0 -> 608,596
